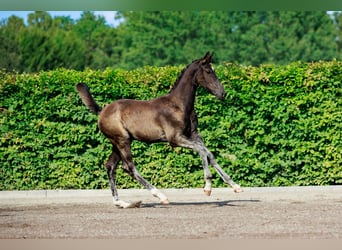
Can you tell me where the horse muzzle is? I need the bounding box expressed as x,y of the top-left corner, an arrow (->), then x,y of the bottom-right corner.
216,90 -> 226,100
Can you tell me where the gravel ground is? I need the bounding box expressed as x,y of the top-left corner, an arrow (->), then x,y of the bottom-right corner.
1,186 -> 342,239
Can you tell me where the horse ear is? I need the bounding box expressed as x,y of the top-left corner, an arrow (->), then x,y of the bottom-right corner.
200,52 -> 212,64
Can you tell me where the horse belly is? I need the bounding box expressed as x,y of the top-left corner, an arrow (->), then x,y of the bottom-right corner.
126,118 -> 166,142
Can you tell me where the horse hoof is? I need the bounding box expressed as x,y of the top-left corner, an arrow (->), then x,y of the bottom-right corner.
203,190 -> 212,196
160,199 -> 170,205
233,185 -> 243,193
114,200 -> 142,208
126,200 -> 142,208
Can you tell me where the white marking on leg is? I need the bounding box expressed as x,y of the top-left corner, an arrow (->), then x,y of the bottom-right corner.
201,154 -> 212,196
204,181 -> 212,196
113,197 -> 142,208
151,188 -> 169,204
175,135 -> 243,193
232,184 -> 243,193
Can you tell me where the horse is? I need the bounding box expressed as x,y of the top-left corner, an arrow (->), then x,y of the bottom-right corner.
76,52 -> 242,208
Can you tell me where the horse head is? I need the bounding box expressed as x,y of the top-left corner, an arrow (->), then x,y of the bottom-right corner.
195,52 -> 226,100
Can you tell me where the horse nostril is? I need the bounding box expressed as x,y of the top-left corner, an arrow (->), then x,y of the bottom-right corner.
217,91 -> 226,100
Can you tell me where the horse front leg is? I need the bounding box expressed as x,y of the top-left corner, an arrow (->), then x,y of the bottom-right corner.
190,132 -> 212,195
176,135 -> 243,194
206,150 -> 243,193
194,144 -> 213,196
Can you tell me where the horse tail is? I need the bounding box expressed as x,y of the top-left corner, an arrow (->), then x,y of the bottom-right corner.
76,83 -> 102,115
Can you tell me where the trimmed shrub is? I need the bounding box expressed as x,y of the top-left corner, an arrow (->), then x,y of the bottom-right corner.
0,61 -> 341,190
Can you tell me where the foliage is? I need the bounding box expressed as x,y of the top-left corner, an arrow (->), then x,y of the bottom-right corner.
334,11 -> 342,53
0,11 -> 341,72
0,61 -> 341,190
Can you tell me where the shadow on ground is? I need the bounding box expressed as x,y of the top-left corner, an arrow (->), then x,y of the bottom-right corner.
141,199 -> 260,208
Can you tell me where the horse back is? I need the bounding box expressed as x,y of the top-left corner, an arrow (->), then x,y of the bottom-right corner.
98,97 -> 184,143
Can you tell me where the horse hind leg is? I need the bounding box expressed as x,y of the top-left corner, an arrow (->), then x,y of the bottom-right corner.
119,142 -> 169,205
106,148 -> 141,208
123,163 -> 169,205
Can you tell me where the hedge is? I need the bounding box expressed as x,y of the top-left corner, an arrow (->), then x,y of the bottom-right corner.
0,61 -> 341,190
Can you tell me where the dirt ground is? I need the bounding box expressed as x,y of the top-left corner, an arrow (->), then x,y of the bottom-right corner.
0,186 -> 341,239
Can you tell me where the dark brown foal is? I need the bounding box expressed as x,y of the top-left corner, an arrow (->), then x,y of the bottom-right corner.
76,52 -> 242,208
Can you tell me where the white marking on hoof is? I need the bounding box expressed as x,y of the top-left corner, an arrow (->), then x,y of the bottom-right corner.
204,182 -> 212,196
113,199 -> 142,209
160,199 -> 170,205
125,201 -> 142,208
151,188 -> 169,204
233,184 -> 243,193
203,189 -> 212,196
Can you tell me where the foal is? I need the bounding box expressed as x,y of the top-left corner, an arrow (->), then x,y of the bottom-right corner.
76,52 -> 242,208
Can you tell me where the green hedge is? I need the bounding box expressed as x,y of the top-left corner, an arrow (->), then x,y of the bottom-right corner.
1,61 -> 341,190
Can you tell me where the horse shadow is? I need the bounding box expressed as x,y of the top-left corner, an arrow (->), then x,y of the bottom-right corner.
141,199 -> 260,208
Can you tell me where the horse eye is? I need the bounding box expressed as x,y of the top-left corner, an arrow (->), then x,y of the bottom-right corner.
204,68 -> 212,74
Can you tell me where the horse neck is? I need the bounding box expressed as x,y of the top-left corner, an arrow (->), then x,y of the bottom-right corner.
169,63 -> 199,112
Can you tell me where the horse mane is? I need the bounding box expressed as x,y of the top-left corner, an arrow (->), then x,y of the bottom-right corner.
168,58 -> 201,94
